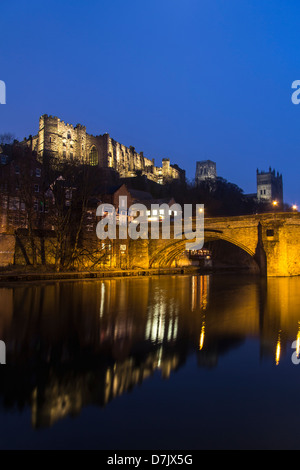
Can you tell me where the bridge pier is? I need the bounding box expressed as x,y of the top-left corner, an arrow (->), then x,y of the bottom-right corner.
148,213 -> 300,278
2,213 -> 300,278
254,223 -> 267,277
261,217 -> 300,277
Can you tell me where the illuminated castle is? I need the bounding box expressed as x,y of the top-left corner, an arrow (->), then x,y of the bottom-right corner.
25,114 -> 185,185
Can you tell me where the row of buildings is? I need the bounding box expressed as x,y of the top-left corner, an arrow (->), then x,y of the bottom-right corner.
0,113 -> 284,236
0,146 -> 177,235
0,113 -> 185,235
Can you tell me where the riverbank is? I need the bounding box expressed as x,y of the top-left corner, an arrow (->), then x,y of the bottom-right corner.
0,265 -> 205,284
0,264 -> 258,284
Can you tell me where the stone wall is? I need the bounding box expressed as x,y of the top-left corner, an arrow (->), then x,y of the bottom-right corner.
29,115 -> 183,185
3,213 -> 300,276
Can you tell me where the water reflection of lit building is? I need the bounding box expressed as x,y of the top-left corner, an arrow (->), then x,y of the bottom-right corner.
2,276 -> 300,430
275,331 -> 281,366
296,323 -> 300,359
144,284 -> 180,345
199,321 -> 205,350
191,275 -> 210,311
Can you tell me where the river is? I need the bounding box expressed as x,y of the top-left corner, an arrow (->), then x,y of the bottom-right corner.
0,274 -> 300,450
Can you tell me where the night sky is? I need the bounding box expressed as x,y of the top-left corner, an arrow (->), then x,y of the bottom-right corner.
1,0 -> 300,204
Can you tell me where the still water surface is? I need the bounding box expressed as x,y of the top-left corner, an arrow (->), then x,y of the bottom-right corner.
1,274 -> 300,450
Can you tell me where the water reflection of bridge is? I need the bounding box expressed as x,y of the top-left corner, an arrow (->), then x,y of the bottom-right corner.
0,274 -> 300,428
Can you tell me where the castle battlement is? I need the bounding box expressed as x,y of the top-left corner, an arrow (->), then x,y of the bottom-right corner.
29,115 -> 185,185
257,167 -> 283,204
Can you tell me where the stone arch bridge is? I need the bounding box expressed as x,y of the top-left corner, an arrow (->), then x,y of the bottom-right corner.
148,212 -> 300,277
2,212 -> 300,278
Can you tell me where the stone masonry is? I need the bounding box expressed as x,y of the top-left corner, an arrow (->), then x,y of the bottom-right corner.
25,115 -> 185,185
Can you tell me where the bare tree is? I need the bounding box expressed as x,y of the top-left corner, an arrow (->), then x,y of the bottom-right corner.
0,133 -> 15,145
45,159 -> 101,271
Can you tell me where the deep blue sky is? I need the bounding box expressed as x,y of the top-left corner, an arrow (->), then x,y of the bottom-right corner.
1,0 -> 300,204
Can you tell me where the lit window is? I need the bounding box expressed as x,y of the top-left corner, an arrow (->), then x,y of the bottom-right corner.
152,210 -> 158,216
89,146 -> 98,166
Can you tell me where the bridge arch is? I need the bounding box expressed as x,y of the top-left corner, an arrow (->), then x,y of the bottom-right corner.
149,230 -> 257,268
204,232 -> 256,257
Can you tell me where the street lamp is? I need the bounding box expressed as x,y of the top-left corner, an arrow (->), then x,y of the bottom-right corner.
292,204 -> 298,212
272,200 -> 279,213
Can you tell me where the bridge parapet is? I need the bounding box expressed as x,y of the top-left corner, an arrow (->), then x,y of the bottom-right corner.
204,212 -> 300,276
149,213 -> 300,277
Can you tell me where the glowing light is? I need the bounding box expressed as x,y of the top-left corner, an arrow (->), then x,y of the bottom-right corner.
145,303 -> 166,344
200,276 -> 208,310
273,200 -> 278,207
296,323 -> 300,359
292,205 -> 298,211
191,275 -> 197,311
275,332 -> 281,366
99,282 -> 105,318
199,322 -> 205,350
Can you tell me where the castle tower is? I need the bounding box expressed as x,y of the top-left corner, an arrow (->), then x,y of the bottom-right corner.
195,160 -> 217,185
257,168 -> 283,205
38,114 -> 60,159
28,114 -> 185,183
